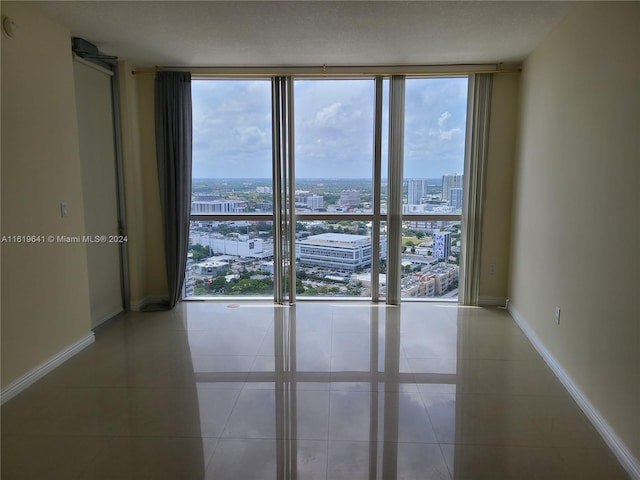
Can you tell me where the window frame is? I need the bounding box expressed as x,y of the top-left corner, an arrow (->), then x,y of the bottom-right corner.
186,73 -> 490,305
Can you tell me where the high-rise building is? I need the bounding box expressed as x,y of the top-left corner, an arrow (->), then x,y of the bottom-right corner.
442,173 -> 463,204
450,187 -> 463,210
339,190 -> 360,206
433,231 -> 452,260
306,195 -> 324,210
294,191 -> 311,203
407,178 -> 424,205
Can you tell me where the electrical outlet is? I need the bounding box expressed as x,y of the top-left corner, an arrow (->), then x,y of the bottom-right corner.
489,263 -> 496,275
555,307 -> 561,325
60,202 -> 68,218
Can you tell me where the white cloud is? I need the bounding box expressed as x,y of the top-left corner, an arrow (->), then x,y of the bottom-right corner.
234,125 -> 267,145
314,102 -> 342,126
439,127 -> 462,141
437,111 -> 452,128
191,77 -> 468,179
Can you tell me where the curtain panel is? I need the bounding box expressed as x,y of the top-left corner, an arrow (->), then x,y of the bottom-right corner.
154,71 -> 192,309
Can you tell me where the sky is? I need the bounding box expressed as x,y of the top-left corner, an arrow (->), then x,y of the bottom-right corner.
191,77 -> 467,179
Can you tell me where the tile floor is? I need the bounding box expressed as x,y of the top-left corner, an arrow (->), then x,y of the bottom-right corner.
1,302 -> 630,479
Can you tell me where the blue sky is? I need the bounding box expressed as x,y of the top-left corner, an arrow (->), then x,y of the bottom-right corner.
191,77 -> 467,179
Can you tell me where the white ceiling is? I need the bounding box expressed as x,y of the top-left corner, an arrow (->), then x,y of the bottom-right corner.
32,1 -> 572,67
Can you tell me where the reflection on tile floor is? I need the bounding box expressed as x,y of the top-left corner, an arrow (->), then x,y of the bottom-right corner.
1,302 -> 630,479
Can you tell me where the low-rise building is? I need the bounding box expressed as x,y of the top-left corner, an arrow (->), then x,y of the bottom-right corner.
191,199 -> 247,213
195,259 -> 229,276
299,233 -> 376,271
203,235 -> 269,258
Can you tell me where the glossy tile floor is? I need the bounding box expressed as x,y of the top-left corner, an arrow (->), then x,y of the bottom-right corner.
1,302 -> 630,479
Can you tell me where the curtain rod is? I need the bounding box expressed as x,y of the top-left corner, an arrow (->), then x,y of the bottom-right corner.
131,63 -> 521,76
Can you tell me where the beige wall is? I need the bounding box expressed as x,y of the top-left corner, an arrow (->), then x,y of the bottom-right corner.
117,62 -> 147,305
118,64 -> 168,306
1,3 -> 92,386
135,74 -> 168,301
479,72 -> 519,303
510,2 -> 640,459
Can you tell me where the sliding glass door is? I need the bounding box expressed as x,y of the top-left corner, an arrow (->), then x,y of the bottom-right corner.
187,79 -> 274,297
400,77 -> 468,300
186,75 -> 476,303
294,78 -> 378,299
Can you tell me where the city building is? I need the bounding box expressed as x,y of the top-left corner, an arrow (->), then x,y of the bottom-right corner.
299,233 -> 387,271
401,273 -> 436,298
401,263 -> 458,297
294,191 -> 311,203
192,234 -> 270,259
441,173 -> 463,204
306,194 -> 324,210
407,178 -> 424,205
433,231 -> 451,260
430,263 -> 459,295
184,253 -> 196,297
450,187 -> 463,210
339,189 -> 360,206
194,259 -> 229,276
191,199 -> 247,214
260,261 -> 275,275
406,220 -> 445,232
350,272 -> 387,289
193,194 -> 218,202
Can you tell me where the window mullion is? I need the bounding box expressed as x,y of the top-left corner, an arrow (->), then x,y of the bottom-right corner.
386,75 -> 406,305
272,77 -> 286,304
286,77 -> 297,303
371,76 -> 384,302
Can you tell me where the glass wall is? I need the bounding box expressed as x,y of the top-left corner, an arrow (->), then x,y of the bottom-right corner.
189,79 -> 273,297
187,76 -> 469,302
401,77 -> 468,301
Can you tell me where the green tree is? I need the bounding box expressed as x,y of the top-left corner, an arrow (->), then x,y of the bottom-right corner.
211,275 -> 226,291
189,243 -> 211,262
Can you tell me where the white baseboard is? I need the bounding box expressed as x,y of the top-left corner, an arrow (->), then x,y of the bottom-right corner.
478,296 -> 507,307
508,304 -> 640,480
129,296 -> 169,311
0,333 -> 95,405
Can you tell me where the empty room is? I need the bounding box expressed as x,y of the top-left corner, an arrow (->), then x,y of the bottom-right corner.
1,1 -> 638,479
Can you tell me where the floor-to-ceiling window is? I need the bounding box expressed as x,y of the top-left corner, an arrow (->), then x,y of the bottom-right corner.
400,77 -> 468,300
187,79 -> 274,297
294,78 -> 378,298
186,75 -> 471,303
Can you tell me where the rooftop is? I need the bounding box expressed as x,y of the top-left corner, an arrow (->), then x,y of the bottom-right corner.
303,233 -> 370,245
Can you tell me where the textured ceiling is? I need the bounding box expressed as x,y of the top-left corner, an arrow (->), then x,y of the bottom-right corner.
32,1 -> 572,67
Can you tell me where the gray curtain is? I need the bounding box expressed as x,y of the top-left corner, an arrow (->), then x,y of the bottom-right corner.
153,71 -> 192,309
